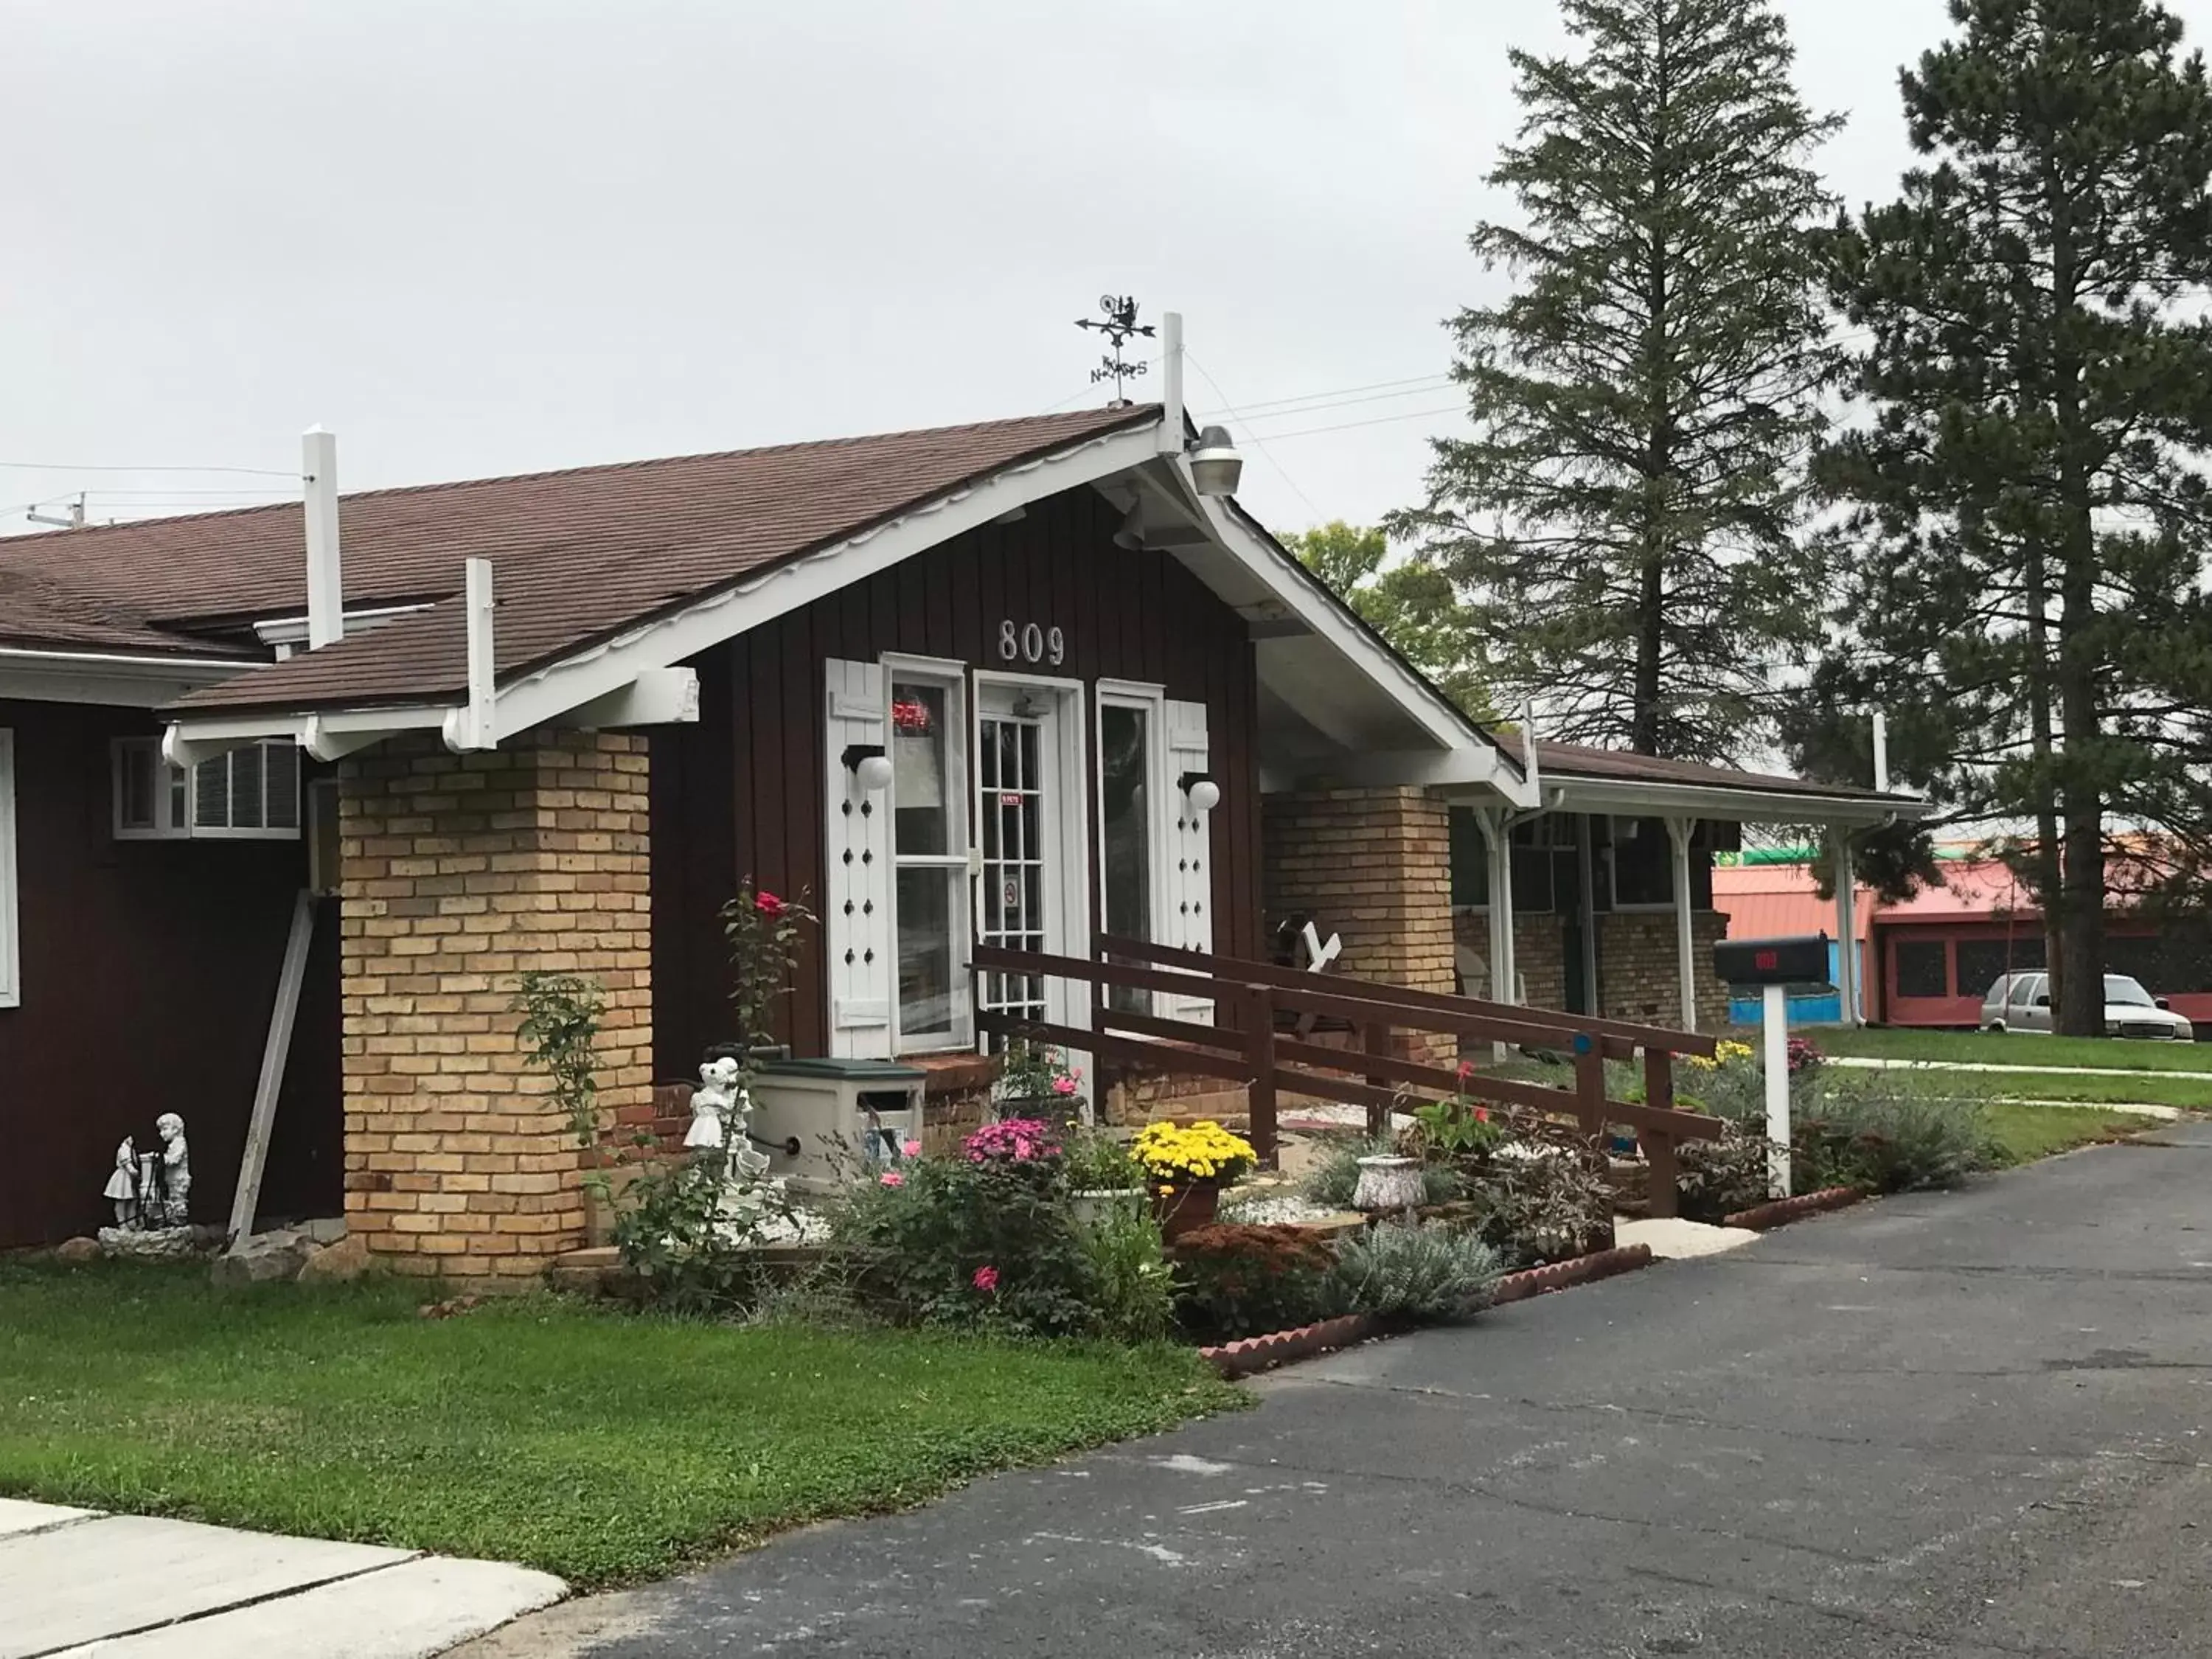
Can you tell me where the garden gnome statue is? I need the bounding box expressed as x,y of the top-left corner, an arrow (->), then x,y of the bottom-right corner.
104,1137 -> 137,1226
154,1113 -> 191,1226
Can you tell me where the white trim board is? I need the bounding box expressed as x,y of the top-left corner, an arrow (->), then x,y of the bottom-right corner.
0,728 -> 18,1009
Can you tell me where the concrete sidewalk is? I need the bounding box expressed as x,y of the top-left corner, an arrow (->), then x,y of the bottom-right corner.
1828,1052 -> 2211,1079
0,1500 -> 563,1659
460,1121 -> 2212,1657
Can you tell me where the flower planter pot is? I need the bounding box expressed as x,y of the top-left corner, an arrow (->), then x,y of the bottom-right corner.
1071,1187 -> 1147,1228
1151,1180 -> 1223,1240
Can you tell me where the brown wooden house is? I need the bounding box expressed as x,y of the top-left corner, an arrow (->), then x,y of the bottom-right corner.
0,376 -> 1913,1264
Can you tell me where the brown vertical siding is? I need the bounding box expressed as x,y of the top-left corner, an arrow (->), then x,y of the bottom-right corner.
0,700 -> 341,1247
650,485 -> 1262,1077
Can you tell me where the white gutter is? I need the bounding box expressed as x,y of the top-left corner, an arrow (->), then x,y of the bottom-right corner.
0,646 -> 251,678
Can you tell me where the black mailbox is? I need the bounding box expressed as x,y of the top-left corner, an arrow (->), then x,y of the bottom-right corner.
1714,933 -> 1833,988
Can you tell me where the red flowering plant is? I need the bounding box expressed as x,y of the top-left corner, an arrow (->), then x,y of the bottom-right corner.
720,880 -> 816,1079
1408,1060 -> 1509,1172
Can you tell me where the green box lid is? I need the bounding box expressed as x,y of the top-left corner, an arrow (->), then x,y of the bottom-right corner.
757,1057 -> 928,1083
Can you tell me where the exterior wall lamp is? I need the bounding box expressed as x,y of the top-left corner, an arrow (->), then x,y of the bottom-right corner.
843,743 -> 894,794
1187,425 -> 1244,498
1178,770 -> 1221,813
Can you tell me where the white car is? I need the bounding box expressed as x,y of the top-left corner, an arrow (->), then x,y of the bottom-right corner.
1980,970 -> 2197,1040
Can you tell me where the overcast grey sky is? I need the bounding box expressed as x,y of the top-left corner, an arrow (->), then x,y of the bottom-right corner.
4,0 -> 2177,540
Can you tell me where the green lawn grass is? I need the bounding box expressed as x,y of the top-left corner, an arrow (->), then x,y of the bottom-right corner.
1806,1025 -> 2212,1074
0,1263 -> 1240,1587
1980,1102 -> 2152,1166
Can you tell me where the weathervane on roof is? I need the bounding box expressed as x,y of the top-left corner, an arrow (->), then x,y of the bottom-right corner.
1075,295 -> 1155,406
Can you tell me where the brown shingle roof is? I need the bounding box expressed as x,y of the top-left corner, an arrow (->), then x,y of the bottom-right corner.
0,406 -> 1154,712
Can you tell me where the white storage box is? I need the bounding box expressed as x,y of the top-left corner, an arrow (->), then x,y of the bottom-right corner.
748,1057 -> 928,1189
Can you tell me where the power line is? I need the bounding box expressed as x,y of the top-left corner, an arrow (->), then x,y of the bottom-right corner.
1222,404 -> 1464,443
0,459 -> 295,477
1210,372 -> 1450,418
1186,353 -> 1327,524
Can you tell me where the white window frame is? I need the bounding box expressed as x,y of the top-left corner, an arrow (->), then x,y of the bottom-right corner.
1094,680 -> 1172,990
112,736 -> 302,843
111,737 -> 192,840
192,740 -> 302,841
973,669 -> 1092,1048
0,728 -> 17,1009
882,654 -> 973,1055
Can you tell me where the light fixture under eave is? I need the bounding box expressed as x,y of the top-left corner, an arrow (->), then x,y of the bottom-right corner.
843,743 -> 894,793
1188,425 -> 1243,498
1178,770 -> 1221,813
1112,498 -> 1145,550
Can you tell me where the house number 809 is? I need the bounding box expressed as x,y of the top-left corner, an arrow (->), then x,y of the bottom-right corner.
998,620 -> 1066,666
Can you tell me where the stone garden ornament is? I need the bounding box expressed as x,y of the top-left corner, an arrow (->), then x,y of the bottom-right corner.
685,1055 -> 776,1225
96,1113 -> 199,1256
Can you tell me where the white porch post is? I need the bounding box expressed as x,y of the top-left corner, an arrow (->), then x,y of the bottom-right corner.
1834,831 -> 1860,1026
1666,815 -> 1698,1032
1478,807 -> 1517,1061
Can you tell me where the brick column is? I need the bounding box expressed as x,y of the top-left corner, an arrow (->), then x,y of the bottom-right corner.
338,731 -> 651,1281
1261,786 -> 1453,1065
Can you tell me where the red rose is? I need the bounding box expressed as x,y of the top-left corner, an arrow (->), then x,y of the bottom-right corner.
755,891 -> 786,918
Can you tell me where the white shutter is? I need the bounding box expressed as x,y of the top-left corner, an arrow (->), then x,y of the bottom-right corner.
825,660 -> 893,1058
1164,698 -> 1214,1026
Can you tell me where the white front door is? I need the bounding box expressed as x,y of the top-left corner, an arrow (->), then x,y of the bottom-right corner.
974,680 -> 1084,1040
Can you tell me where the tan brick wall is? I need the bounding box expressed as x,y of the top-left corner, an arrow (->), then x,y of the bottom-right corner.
339,731 -> 651,1281
1598,910 -> 1733,1031
1452,908 -> 1569,1011
1261,787 -> 1453,1066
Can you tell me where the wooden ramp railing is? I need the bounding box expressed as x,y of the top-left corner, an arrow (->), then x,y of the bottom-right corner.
970,934 -> 1725,1219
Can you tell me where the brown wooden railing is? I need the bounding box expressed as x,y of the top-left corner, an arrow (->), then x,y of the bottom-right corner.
970,934 -> 1725,1219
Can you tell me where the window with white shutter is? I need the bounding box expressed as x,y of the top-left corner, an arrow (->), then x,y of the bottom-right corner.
825,660 -> 894,1057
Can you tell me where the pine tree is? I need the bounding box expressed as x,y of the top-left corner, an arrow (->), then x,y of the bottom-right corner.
1809,0 -> 2212,1036
1392,0 -> 1841,762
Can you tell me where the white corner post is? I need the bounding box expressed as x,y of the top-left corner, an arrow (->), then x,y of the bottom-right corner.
441,557 -> 498,753
302,425 -> 342,650
1158,310 -> 1185,454
1477,805 -> 1518,1060
226,888 -> 318,1248
1763,981 -> 1792,1197
1666,815 -> 1698,1033
1834,830 -> 1860,1026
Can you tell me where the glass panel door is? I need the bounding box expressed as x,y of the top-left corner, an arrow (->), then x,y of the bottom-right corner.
976,686 -> 1057,1034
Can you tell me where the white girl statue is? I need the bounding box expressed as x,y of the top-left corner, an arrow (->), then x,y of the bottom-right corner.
104,1138 -> 138,1226
155,1113 -> 191,1226
684,1055 -> 742,1151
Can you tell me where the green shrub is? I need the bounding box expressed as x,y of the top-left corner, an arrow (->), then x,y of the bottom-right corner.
1074,1196 -> 1176,1343
1332,1222 -> 1503,1321
1064,1130 -> 1144,1192
832,1137 -> 1098,1338
1792,1073 -> 1992,1193
1301,1135 -> 1460,1210
1169,1223 -> 1341,1342
1467,1147 -> 1614,1267
1675,1124 -> 1776,1223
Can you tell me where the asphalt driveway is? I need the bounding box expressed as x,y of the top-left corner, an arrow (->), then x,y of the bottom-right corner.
463,1122 -> 2212,1658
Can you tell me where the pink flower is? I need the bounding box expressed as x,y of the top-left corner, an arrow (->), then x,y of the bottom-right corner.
1474,1107 -> 1490,1124
901,1138 -> 922,1158
879,1171 -> 904,1188
1051,1075 -> 1077,1096
972,1265 -> 999,1294
754,890 -> 786,918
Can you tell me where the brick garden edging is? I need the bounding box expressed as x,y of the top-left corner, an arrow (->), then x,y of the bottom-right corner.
1488,1242 -> 1655,1305
1198,1242 -> 1659,1380
1722,1186 -> 1865,1231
